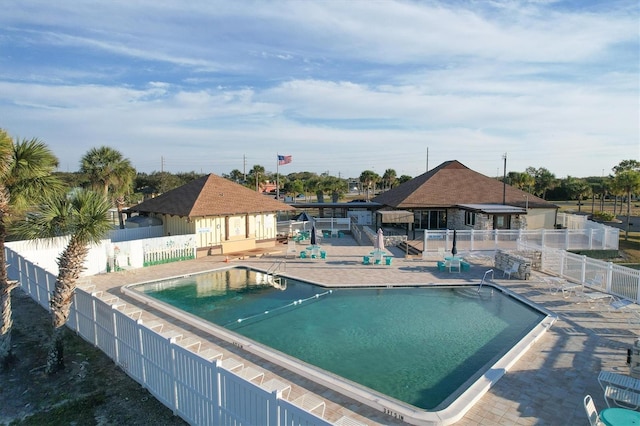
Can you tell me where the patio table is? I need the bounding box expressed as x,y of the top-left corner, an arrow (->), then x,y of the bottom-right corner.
600,407 -> 640,425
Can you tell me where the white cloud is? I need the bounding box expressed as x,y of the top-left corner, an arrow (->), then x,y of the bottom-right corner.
0,0 -> 637,179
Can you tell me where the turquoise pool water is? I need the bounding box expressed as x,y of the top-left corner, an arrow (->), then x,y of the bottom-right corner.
133,267 -> 545,410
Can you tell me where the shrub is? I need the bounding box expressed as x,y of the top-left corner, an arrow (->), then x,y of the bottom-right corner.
592,211 -> 616,222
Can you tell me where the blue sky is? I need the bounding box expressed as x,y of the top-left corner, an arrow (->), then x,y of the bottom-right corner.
1,1 -> 638,180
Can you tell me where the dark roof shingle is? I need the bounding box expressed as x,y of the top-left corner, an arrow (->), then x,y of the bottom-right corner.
373,160 -> 556,209
129,174 -> 295,218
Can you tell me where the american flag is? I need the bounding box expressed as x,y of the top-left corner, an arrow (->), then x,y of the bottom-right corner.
278,155 -> 292,165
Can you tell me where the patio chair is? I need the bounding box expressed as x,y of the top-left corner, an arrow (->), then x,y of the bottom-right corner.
586,272 -> 606,290
449,258 -> 461,273
503,262 -> 520,279
362,256 -> 370,265
583,395 -> 603,426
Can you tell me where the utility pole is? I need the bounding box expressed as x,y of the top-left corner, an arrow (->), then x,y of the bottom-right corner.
426,147 -> 429,172
502,153 -> 507,205
161,156 -> 164,173
243,155 -> 247,182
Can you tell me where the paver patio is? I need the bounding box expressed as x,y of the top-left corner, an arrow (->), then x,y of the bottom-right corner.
83,234 -> 638,425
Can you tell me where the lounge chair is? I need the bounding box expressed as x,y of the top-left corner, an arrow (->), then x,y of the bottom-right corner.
292,393 -> 326,418
333,415 -> 368,426
609,297 -> 634,311
583,395 -> 603,426
260,378 -> 291,399
586,272 -> 606,290
604,384 -> 640,409
598,370 -> 640,392
503,262 -> 520,279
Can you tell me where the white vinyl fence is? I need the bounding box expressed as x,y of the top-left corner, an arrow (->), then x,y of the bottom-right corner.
6,231 -> 196,276
422,227 -> 619,255
518,241 -> 640,304
6,247 -> 330,426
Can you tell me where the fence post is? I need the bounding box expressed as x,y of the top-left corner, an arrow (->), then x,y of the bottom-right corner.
423,230 -> 428,254
580,255 -> 587,284
470,229 -> 475,251
606,263 -> 613,293
564,229 -> 570,251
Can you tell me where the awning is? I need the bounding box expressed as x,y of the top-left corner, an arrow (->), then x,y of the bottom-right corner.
376,210 -> 414,223
457,204 -> 526,214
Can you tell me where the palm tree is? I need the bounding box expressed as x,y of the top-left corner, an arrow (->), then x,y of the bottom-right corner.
0,130 -> 63,366
80,146 -> 136,229
613,170 -> 640,240
12,189 -> 113,373
359,170 -> 380,200
246,165 -> 267,191
382,169 -> 397,191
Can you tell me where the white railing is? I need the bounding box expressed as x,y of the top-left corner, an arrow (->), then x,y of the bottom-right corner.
277,218 -> 352,237
6,247 -> 330,426
518,241 -> 640,303
556,212 -> 588,229
422,227 -> 619,255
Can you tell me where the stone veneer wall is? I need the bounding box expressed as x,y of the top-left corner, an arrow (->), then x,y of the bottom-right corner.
494,249 -> 542,280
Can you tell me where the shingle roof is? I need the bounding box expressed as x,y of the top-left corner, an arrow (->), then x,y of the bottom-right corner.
128,174 -> 295,218
373,160 -> 556,209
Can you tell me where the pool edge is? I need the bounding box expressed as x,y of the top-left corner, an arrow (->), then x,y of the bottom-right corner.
120,267 -> 557,426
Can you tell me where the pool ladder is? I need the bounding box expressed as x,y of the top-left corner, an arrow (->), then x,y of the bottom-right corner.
478,269 -> 494,294
266,259 -> 286,290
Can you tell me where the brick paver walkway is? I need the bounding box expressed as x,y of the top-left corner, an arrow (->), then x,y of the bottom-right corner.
84,235 -> 638,425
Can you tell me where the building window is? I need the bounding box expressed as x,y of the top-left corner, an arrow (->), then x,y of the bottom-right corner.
493,215 -> 511,230
465,211 -> 476,226
416,209 -> 447,229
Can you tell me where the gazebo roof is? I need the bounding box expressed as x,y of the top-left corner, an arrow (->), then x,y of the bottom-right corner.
128,173 -> 295,219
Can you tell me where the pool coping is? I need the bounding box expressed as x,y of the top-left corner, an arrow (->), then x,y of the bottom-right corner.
121,265 -> 558,426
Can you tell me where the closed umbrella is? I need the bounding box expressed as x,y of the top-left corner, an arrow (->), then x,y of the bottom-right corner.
311,226 -> 317,246
451,229 -> 458,256
376,228 -> 385,252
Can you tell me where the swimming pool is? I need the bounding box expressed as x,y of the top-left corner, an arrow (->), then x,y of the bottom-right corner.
123,267 -> 555,423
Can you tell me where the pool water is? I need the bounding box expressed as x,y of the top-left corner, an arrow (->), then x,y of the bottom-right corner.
135,268 -> 545,410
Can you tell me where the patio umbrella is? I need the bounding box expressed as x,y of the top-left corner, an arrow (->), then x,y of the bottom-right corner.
296,212 -> 312,222
451,229 -> 458,256
376,228 -> 385,252
311,226 -> 317,246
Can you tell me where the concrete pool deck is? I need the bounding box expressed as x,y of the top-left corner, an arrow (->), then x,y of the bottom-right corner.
82,235 -> 640,425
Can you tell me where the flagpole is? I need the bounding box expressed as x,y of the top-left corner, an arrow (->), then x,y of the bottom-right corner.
276,154 -> 280,200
